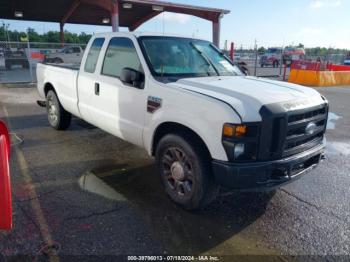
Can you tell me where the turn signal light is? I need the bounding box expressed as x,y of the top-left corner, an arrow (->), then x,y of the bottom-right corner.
223,124 -> 247,138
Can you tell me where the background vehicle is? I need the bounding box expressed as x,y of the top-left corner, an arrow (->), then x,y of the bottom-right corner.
344,52 -> 350,65
283,47 -> 306,66
45,46 -> 84,64
4,49 -> 29,70
37,32 -> 328,210
260,48 -> 282,67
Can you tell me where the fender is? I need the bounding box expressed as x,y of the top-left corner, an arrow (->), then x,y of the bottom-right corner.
144,106 -> 241,161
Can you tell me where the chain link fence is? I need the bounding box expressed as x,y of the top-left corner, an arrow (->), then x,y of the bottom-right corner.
0,40 -> 349,83
225,44 -> 349,80
0,41 -> 86,83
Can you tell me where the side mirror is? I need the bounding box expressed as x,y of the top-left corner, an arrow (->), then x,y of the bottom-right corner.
237,62 -> 249,76
0,121 -> 12,231
120,68 -> 144,88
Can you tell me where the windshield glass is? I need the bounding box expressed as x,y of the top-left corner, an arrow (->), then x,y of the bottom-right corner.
139,36 -> 243,78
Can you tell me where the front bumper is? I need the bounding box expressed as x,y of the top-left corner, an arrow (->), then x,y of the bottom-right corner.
212,143 -> 325,191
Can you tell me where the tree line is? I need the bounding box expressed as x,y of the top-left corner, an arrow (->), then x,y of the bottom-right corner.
0,26 -> 92,44
1,26 -> 349,57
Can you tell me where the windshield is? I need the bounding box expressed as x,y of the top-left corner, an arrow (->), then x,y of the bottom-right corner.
139,36 -> 243,79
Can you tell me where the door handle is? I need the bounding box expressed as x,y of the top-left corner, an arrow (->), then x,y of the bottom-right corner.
94,82 -> 100,95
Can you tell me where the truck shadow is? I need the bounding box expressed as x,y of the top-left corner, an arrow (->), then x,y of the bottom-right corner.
92,163 -> 275,255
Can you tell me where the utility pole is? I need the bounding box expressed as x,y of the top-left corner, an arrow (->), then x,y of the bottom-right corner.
2,22 -> 10,44
254,39 -> 258,76
26,28 -> 33,82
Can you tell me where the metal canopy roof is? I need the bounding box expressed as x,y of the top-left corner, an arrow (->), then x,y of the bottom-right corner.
0,0 -> 230,31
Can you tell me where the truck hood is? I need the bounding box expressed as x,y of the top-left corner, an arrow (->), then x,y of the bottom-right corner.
168,76 -> 325,122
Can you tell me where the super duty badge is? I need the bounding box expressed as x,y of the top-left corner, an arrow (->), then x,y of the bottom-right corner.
147,96 -> 162,113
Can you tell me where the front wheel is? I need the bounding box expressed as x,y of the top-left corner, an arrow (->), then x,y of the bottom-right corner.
46,90 -> 71,130
155,133 -> 217,210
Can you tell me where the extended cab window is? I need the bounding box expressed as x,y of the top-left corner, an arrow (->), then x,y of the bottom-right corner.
84,38 -> 105,73
101,37 -> 141,78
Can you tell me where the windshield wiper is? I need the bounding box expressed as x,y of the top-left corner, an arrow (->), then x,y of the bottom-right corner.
190,42 -> 220,76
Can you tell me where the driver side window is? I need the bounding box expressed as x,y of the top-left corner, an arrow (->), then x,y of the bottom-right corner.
101,37 -> 142,78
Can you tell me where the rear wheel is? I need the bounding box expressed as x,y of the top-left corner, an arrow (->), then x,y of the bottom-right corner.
46,90 -> 71,130
155,133 -> 217,210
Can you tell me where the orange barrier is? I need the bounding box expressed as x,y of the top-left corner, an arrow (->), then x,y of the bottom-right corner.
289,69 -> 350,87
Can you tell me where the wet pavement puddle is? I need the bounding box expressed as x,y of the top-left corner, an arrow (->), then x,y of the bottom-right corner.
326,141 -> 350,156
327,112 -> 342,130
77,163 -> 280,256
79,171 -> 127,202
10,132 -> 23,146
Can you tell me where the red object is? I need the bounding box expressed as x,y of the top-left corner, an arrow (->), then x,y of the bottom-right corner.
0,121 -> 12,231
229,42 -> 234,61
291,60 -> 322,71
30,52 -> 45,61
327,64 -> 350,71
292,60 -> 350,72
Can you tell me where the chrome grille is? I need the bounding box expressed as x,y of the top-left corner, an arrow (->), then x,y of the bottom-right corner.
283,105 -> 328,157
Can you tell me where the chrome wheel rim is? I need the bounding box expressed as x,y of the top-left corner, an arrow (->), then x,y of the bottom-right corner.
162,147 -> 194,196
47,96 -> 58,126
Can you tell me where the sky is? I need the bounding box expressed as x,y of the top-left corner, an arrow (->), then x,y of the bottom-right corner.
1,0 -> 350,49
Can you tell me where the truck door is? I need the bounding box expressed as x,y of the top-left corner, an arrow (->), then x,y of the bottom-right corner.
77,38 -> 105,122
84,37 -> 147,147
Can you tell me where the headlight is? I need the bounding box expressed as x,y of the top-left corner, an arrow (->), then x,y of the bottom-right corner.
222,123 -> 259,162
222,124 -> 247,138
234,143 -> 245,159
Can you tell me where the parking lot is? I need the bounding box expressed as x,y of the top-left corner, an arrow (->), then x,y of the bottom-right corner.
0,83 -> 349,259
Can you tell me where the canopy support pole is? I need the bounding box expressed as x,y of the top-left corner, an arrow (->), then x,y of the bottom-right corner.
212,16 -> 221,47
60,23 -> 64,47
111,0 -> 119,32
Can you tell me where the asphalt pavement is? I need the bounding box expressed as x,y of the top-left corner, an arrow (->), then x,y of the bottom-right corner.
0,83 -> 349,261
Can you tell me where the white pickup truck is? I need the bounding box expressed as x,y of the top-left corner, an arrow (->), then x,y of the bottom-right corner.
37,32 -> 328,209
44,46 -> 84,64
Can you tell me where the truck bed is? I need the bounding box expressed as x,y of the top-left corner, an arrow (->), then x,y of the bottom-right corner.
36,62 -> 81,118
42,62 -> 80,70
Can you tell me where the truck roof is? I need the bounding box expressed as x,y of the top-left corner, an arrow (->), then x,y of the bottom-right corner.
92,31 -> 207,41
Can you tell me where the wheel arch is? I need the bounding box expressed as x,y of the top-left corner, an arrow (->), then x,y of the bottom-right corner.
151,122 -> 212,160
44,82 -> 56,97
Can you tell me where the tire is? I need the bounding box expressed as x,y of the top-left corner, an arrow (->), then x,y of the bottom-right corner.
53,57 -> 63,64
46,90 -> 71,130
155,133 -> 217,210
